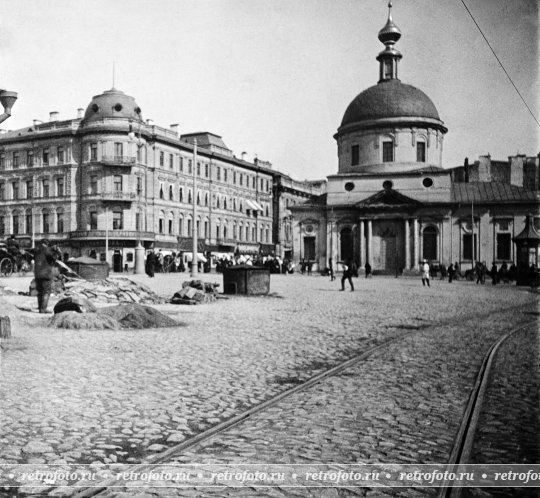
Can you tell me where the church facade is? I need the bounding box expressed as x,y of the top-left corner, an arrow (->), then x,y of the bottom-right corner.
290,6 -> 539,274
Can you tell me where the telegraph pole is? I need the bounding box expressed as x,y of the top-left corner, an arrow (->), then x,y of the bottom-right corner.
191,139 -> 198,277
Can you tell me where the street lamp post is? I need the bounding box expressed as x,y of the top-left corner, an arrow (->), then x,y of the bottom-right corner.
129,120 -> 146,274
0,90 -> 17,125
191,139 -> 198,277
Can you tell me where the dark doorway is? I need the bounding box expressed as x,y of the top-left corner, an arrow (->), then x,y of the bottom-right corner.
303,237 -> 316,261
423,226 -> 438,261
340,227 -> 353,262
113,250 -> 123,272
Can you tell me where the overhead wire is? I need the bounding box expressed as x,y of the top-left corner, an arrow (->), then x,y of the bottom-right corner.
459,0 -> 539,127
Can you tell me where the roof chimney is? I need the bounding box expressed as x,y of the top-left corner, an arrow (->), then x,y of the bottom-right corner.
33,119 -> 43,127
170,123 -> 179,134
77,108 -> 84,119
49,111 -> 59,122
146,119 -> 154,126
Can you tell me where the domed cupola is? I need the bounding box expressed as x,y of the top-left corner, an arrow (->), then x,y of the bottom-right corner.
334,2 -> 447,173
83,88 -> 143,123
337,1 -> 446,134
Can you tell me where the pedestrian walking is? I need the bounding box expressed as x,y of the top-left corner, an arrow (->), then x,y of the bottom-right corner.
475,261 -> 486,285
146,251 -> 156,277
421,260 -> 430,287
329,257 -> 335,281
448,263 -> 455,283
307,261 -> 313,276
490,263 -> 499,285
33,239 -> 57,313
365,262 -> 372,278
339,259 -> 354,291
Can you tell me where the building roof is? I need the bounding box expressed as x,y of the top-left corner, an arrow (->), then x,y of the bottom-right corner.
181,132 -> 229,150
83,88 -> 142,123
340,80 -> 441,127
451,182 -> 540,204
356,188 -> 422,210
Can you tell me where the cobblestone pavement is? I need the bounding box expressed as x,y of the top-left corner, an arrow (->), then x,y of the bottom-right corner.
463,324 -> 539,498
0,273 -> 537,498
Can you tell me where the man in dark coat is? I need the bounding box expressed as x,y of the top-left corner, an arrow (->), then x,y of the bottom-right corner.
339,259 -> 354,292
146,251 -> 156,277
33,239 -> 57,313
7,234 -> 19,256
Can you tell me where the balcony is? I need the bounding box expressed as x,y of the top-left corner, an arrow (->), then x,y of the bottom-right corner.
101,155 -> 136,167
70,230 -> 154,240
101,191 -> 137,202
82,191 -> 136,202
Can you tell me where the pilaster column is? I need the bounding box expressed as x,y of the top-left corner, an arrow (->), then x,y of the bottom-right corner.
404,219 -> 410,269
367,219 -> 373,266
413,218 -> 419,270
359,219 -> 365,267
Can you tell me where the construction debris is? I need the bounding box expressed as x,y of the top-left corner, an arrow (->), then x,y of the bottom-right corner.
49,311 -> 119,330
62,278 -> 164,304
53,296 -> 97,314
49,303 -> 181,330
100,304 -> 181,329
171,280 -> 220,305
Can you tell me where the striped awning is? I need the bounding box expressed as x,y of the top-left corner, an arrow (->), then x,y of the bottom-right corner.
245,199 -> 263,212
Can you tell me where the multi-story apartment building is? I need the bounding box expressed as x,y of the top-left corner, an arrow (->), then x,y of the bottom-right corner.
0,87 -> 274,271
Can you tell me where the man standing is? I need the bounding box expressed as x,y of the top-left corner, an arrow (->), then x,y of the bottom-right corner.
33,239 -> 56,313
421,260 -> 431,287
339,259 -> 354,292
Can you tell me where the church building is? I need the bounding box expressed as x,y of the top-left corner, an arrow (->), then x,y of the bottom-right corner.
290,4 -> 539,275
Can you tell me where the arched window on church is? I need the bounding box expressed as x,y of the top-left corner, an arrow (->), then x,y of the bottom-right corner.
382,140 -> 394,162
417,141 -> 426,162
422,226 -> 438,261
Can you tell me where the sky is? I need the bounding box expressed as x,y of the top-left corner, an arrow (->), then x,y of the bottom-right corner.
0,0 -> 537,180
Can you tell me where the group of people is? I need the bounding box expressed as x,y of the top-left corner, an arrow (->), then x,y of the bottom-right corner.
145,251 -> 188,277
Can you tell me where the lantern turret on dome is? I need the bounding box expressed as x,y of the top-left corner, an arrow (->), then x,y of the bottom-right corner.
376,1 -> 402,82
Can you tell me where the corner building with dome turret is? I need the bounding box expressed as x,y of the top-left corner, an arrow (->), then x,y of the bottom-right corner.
290,5 -> 539,275
0,88 -> 276,270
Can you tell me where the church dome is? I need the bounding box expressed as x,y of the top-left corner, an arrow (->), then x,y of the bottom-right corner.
340,79 -> 442,128
83,88 -> 142,123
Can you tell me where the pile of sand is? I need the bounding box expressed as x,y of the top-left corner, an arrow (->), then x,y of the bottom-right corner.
49,303 -> 182,330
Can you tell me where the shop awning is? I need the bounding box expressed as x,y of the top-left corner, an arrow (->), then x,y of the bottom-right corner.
184,252 -> 208,263
177,237 -> 206,252
246,199 -> 264,212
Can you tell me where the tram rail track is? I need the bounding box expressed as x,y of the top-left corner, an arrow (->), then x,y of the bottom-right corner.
3,300 -> 536,498
437,320 -> 538,498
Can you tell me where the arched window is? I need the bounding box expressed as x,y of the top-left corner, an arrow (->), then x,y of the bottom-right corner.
422,226 -> 438,261
169,185 -> 174,200
382,139 -> 394,162
57,208 -> 64,233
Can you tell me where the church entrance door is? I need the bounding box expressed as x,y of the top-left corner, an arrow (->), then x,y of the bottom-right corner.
380,236 -> 396,271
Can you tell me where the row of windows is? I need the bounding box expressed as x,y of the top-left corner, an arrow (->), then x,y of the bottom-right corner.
350,141 -> 426,165
0,213 -> 65,235
0,178 -> 65,200
422,230 -> 512,262
89,142 -> 272,192
85,210 -> 271,243
0,147 -> 67,169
